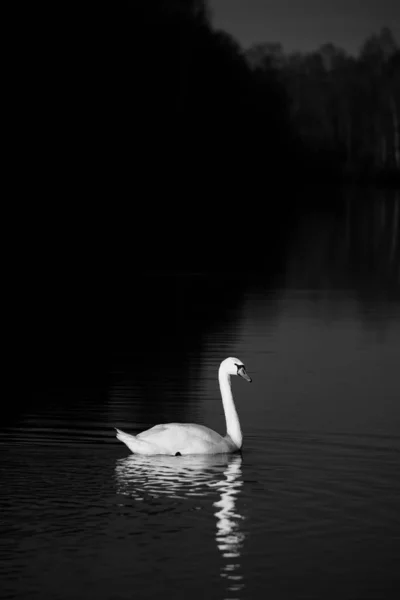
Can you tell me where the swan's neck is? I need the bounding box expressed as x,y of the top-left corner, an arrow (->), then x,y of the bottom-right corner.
218,367 -> 242,449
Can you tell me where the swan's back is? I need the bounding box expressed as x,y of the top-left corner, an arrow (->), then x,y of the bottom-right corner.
138,423 -> 226,450
116,423 -> 232,455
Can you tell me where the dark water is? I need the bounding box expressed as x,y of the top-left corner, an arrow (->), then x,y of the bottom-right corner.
1,191 -> 400,599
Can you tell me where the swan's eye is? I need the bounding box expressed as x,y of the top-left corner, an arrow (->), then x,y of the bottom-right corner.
235,363 -> 245,372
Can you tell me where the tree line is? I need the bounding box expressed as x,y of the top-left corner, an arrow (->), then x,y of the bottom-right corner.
246,27 -> 400,184
26,2 -> 399,191
125,4 -> 400,185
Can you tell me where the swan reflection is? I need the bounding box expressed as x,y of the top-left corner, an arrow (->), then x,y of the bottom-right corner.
213,455 -> 244,598
115,453 -> 244,598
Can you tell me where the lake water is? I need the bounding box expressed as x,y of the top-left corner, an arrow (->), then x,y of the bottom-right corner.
1,190 -> 400,599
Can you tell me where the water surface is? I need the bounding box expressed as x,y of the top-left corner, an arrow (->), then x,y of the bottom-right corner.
1,191 -> 400,599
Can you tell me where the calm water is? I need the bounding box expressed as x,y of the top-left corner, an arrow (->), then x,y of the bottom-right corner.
1,191 -> 400,599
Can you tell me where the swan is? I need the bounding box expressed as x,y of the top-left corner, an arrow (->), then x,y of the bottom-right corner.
115,357 -> 252,455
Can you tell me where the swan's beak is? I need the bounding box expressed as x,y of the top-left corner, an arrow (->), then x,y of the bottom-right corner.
238,367 -> 252,383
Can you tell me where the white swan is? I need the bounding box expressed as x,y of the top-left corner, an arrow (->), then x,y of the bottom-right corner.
115,357 -> 252,455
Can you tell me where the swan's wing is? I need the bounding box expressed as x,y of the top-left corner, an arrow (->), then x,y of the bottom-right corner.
137,423 -> 226,454
138,423 -> 223,443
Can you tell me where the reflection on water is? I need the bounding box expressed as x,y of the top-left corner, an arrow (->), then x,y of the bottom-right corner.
213,456 -> 244,599
285,191 -> 400,291
115,453 -> 245,599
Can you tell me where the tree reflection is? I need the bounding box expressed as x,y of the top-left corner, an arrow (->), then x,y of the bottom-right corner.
285,190 -> 400,293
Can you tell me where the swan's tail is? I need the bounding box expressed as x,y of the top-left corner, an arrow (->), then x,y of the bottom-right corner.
115,428 -> 156,455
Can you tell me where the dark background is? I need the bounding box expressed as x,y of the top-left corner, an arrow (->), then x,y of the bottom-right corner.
10,1 -> 399,393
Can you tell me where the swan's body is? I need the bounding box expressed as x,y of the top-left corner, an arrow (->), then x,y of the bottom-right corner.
115,357 -> 251,456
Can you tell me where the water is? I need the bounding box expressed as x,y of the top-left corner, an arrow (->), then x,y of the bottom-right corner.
1,191 -> 400,599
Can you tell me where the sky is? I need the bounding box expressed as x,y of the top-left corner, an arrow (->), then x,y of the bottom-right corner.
209,0 -> 400,55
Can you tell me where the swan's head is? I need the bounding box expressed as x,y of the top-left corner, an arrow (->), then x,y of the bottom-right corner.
220,357 -> 252,382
